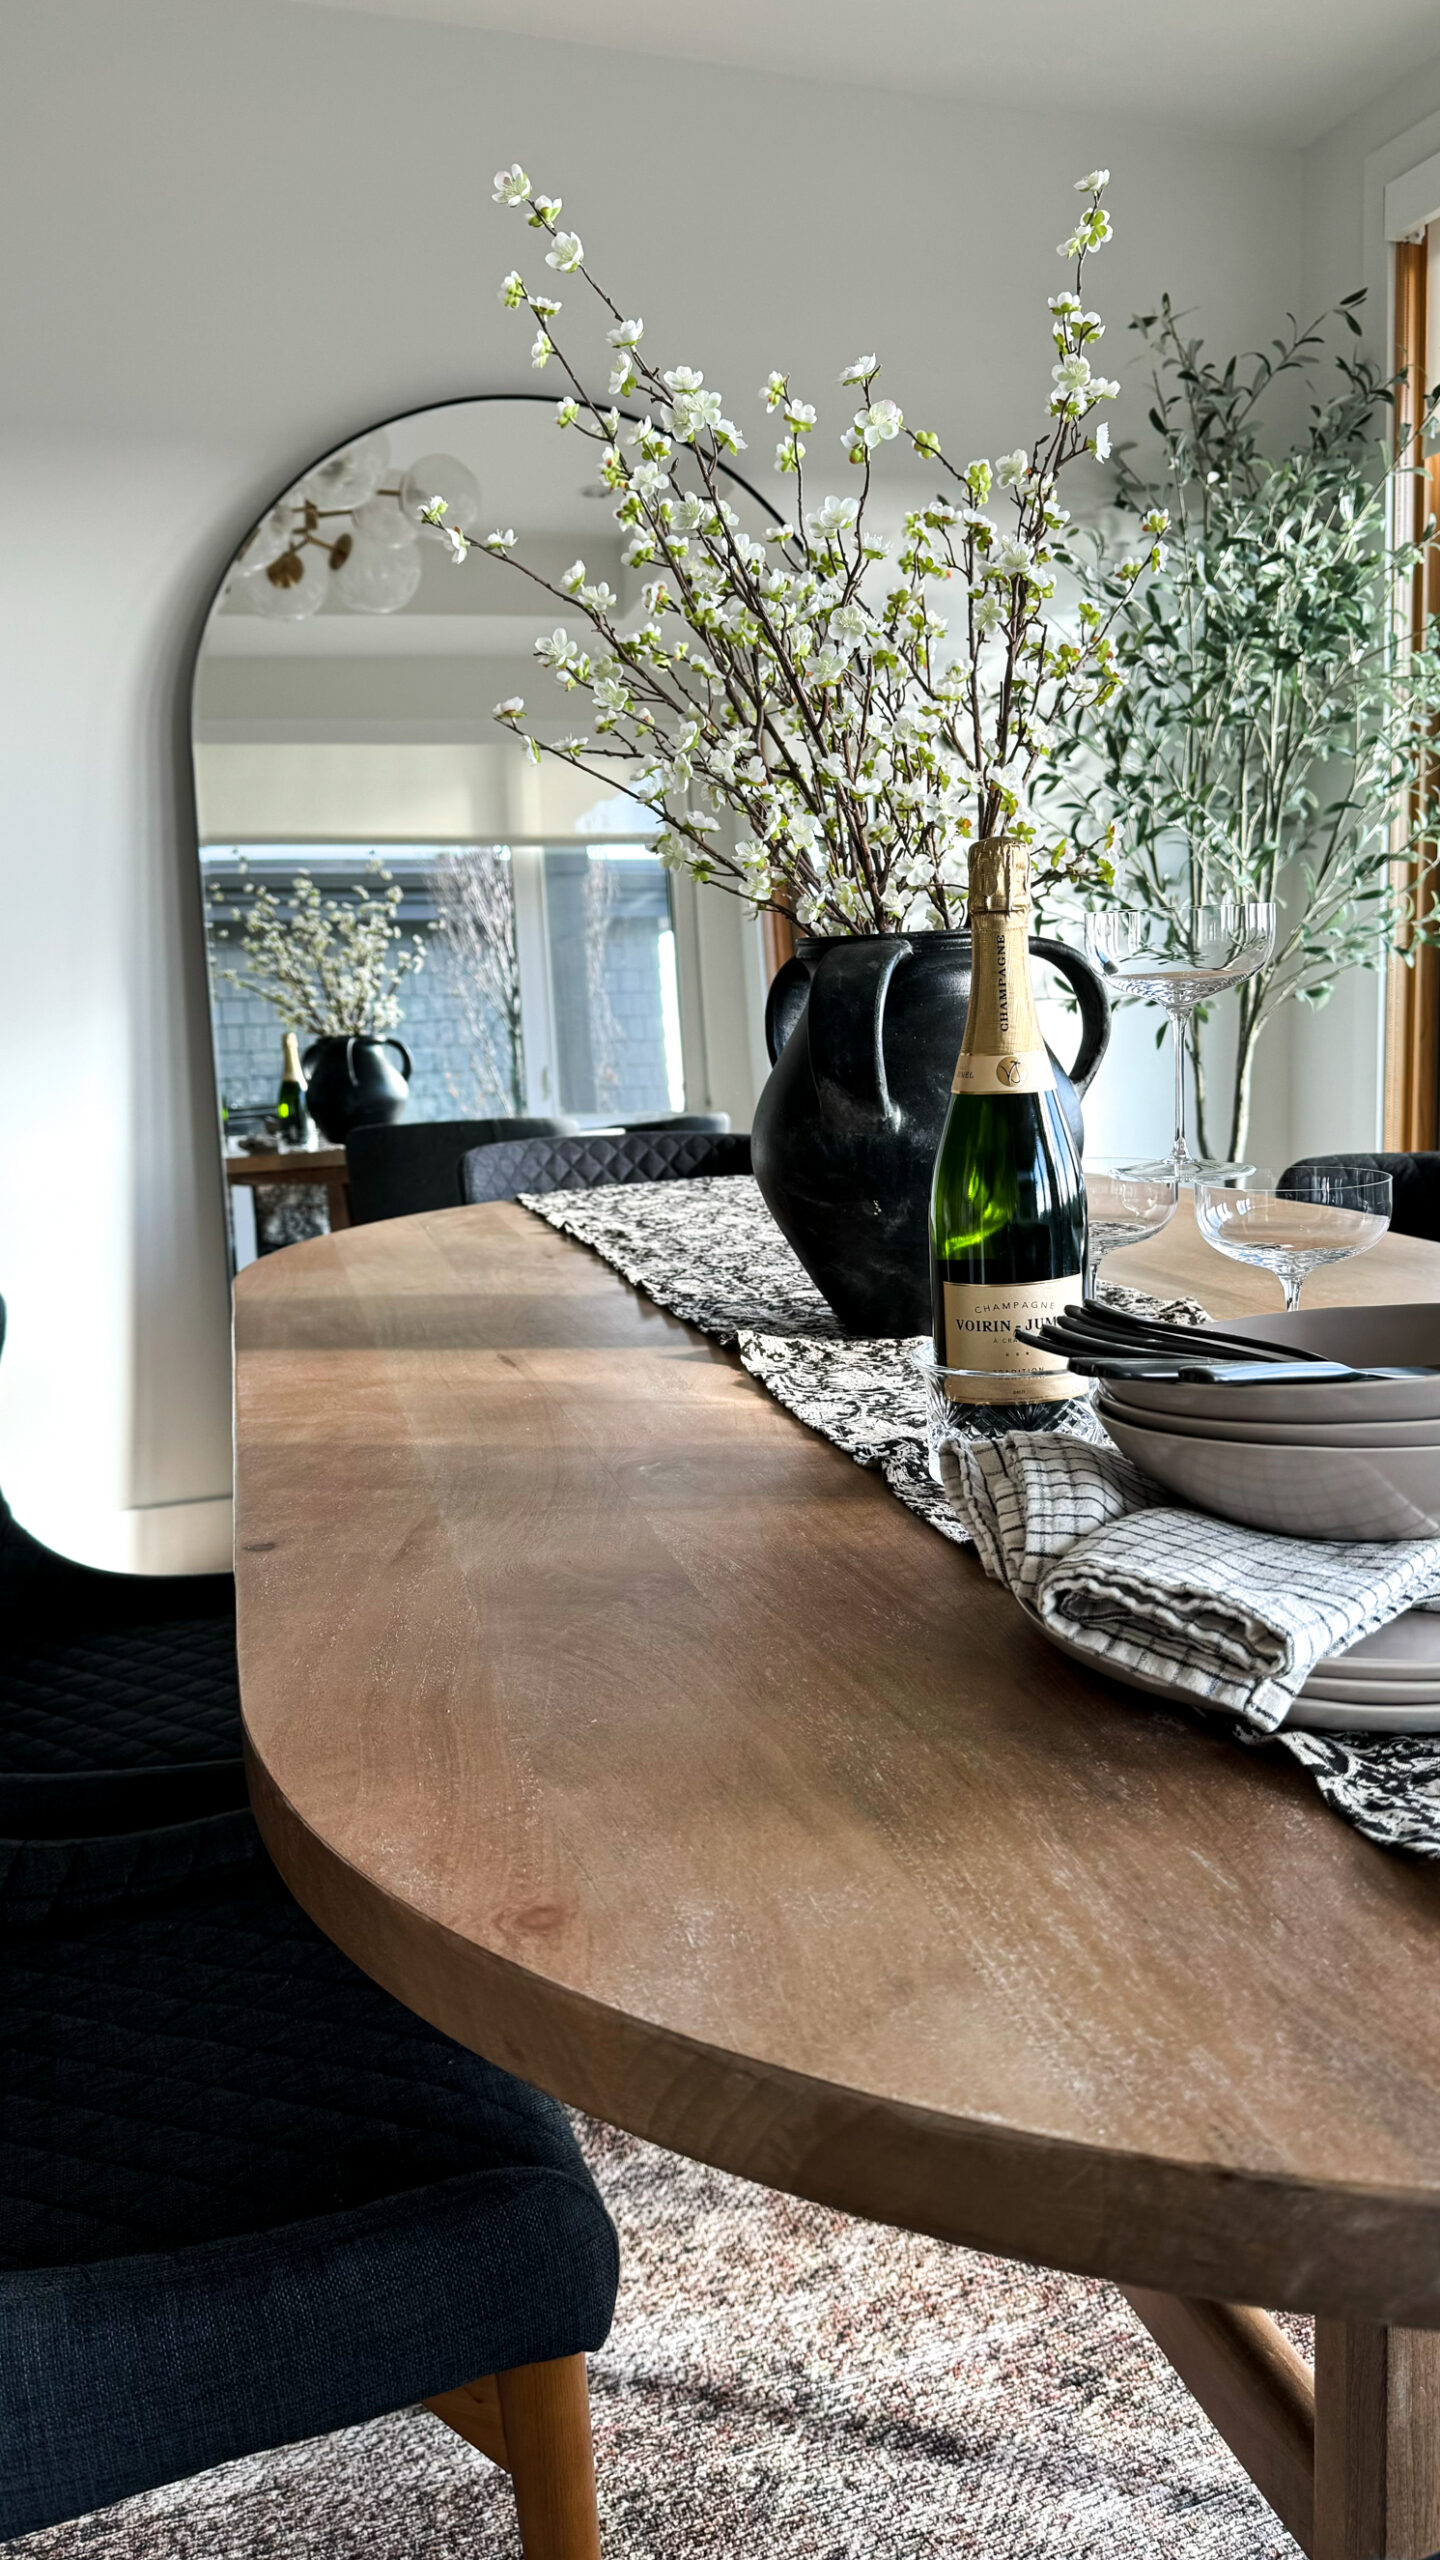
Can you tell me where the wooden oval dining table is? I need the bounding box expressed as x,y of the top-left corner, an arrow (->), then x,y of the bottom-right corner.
236,1197 -> 1440,2560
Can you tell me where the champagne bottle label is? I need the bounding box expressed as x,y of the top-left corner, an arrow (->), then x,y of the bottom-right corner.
940,1274 -> 1087,1403
952,912 -> 1054,1095
951,1050 -> 1053,1095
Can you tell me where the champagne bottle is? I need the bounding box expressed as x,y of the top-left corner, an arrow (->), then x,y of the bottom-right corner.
275,1031 -> 311,1149
929,839 -> 1087,1407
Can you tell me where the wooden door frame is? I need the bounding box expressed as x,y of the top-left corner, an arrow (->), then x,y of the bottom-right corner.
1383,234 -> 1440,1149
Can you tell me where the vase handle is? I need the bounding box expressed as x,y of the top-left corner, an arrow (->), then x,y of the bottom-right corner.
764,953 -> 813,1064
1030,936 -> 1111,1095
382,1037 -> 413,1081
807,940 -> 911,1134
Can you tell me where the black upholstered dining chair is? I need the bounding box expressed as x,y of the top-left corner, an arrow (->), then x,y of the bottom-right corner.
0,1833 -> 617,2548
0,1300 -> 242,1845
615,1112 -> 731,1134
345,1115 -> 577,1225
1280,1151 -> 1440,1242
461,1126 -> 752,1204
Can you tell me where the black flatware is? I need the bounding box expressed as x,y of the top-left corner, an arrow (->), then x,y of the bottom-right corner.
1065,1301 -> 1334,1363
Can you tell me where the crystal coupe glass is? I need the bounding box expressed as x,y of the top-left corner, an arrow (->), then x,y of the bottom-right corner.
1081,1157 -> 1179,1299
1085,902 -> 1277,1181
1195,1166 -> 1392,1311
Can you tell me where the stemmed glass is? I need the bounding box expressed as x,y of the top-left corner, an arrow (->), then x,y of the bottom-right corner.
1085,902 -> 1277,1181
1081,1157 -> 1179,1299
1194,1167 -> 1392,1311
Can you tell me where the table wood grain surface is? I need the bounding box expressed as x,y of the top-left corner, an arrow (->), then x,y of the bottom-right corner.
235,1201 -> 1440,2327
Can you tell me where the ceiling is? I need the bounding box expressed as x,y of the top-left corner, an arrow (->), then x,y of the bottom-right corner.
292,0 -> 1440,145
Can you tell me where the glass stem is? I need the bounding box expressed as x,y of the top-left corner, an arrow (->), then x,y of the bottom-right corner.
1171,1005 -> 1191,1172
1281,1267 -> 1305,1313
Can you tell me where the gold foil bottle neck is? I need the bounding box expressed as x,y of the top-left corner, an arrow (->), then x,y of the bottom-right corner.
966,837 -> 1032,921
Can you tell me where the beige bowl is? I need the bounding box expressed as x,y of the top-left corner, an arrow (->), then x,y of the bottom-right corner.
1096,1390 -> 1440,1451
1112,1303 -> 1440,1428
1101,1406 -> 1440,1540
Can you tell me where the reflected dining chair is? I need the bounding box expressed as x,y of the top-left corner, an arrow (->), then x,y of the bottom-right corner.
0,1836 -> 618,2551
461,1126 -> 752,1204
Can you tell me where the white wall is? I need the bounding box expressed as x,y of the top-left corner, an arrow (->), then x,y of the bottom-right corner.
2,0 -> 1303,1563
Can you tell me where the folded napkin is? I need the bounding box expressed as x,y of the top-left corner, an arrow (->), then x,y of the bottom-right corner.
941,1432 -> 1440,1732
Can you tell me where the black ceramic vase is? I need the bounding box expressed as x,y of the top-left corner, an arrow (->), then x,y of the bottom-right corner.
301,1035 -> 413,1143
751,932 -> 1110,1336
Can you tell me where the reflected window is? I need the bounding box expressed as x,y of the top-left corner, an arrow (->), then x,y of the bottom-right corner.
199,840 -> 684,1130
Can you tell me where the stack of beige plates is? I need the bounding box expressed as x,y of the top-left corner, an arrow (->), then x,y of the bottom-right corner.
1094,1303 -> 1440,1731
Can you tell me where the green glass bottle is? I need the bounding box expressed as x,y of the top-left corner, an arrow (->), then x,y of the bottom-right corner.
929,839 -> 1087,1413
275,1030 -> 311,1149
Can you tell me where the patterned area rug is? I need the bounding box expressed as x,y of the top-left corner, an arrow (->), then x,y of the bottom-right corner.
21,2117 -> 1306,2560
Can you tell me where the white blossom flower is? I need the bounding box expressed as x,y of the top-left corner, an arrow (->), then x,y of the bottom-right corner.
545,231 -> 584,272
670,387 -> 724,441
530,330 -> 552,368
1075,169 -> 1110,192
485,528 -> 518,551
995,449 -> 1029,487
443,525 -> 469,562
494,696 -> 525,718
1053,353 -> 1093,397
1091,421 -> 1111,462
839,356 -> 878,385
493,164 -> 531,204
761,371 -> 789,411
554,399 -> 579,427
662,366 -> 705,393
499,271 -> 526,308
852,397 -> 904,449
807,494 -> 860,537
606,317 -> 644,347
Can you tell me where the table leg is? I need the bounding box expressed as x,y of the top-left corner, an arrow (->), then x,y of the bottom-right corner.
1313,2319 -> 1440,2559
1126,2290 -> 1440,2559
326,1175 -> 352,1231
1123,2289 -> 1315,2550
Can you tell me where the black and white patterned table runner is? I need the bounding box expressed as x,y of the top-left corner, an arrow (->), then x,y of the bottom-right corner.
520,1175 -> 1440,1860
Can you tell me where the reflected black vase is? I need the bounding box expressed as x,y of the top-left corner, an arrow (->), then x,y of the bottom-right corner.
301,1035 -> 413,1144
751,932 -> 1110,1337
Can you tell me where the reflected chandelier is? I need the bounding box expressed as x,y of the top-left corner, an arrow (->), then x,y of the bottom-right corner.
232,432 -> 480,621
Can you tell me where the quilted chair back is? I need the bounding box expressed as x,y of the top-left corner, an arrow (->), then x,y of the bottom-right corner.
462,1127 -> 752,1204
345,1115 -> 577,1225
1280,1151 -> 1440,1245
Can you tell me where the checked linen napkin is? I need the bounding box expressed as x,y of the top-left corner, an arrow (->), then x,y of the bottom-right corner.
943,1430 -> 1440,1734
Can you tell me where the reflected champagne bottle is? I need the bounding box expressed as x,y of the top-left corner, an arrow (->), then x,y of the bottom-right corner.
276,1031 -> 311,1149
929,840 -> 1087,1410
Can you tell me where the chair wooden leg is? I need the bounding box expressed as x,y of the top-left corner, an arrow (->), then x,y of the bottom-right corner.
429,2353 -> 601,2559
496,2354 -> 601,2560
425,2370 -> 509,2470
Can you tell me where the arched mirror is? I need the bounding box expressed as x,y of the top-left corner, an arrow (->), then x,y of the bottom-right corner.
191,395 -> 771,1266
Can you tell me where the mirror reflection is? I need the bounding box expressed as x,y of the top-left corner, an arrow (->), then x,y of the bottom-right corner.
192,397 -> 764,1267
